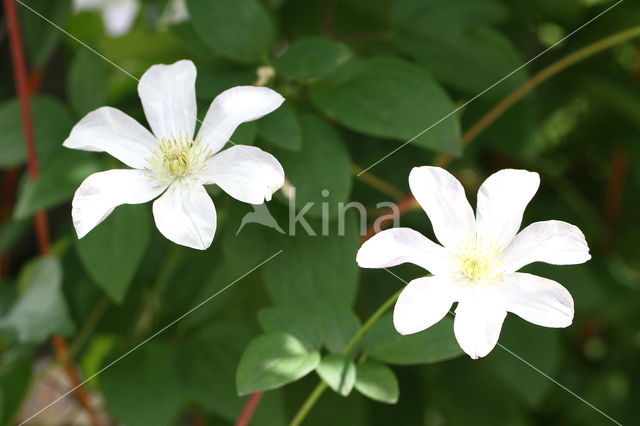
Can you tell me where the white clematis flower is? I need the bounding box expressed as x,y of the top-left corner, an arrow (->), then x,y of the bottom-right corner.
64,60 -> 285,250
357,167 -> 591,359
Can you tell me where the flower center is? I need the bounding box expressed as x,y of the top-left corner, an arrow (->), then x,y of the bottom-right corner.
146,135 -> 210,184
455,242 -> 502,283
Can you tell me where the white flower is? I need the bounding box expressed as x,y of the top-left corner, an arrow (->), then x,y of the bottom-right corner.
64,60 -> 285,250
357,167 -> 591,359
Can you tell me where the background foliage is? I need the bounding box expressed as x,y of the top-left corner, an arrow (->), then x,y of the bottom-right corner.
1,0 -> 639,425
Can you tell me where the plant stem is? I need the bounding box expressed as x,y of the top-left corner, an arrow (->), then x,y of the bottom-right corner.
69,295 -> 111,357
289,290 -> 401,426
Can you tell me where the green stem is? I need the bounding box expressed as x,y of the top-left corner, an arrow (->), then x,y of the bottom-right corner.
69,295 -> 111,356
289,290 -> 401,426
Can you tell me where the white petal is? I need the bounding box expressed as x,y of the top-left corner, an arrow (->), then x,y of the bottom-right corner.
393,276 -> 458,335
501,272 -> 574,328
454,290 -> 506,359
138,60 -> 197,141
501,220 -> 591,272
72,169 -> 165,238
356,228 -> 453,275
408,166 -> 475,250
152,183 -> 216,250
63,107 -> 156,169
102,0 -> 138,37
475,169 -> 540,251
200,145 -> 284,204
197,86 -> 284,154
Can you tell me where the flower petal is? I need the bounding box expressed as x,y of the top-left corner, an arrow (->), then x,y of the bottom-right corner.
152,183 -> 216,250
72,169 -> 165,238
408,166 -> 475,250
200,145 -> 284,204
501,220 -> 591,272
356,228 -> 453,275
63,107 -> 156,169
197,86 -> 284,154
475,169 -> 540,251
393,276 -> 458,335
138,60 -> 197,141
454,290 -> 506,359
501,272 -> 574,328
102,0 -> 138,37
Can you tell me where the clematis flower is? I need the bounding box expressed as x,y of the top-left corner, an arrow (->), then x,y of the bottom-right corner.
357,167 -> 590,359
64,60 -> 285,250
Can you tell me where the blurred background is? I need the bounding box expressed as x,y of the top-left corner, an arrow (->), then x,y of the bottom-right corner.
1,0 -> 639,425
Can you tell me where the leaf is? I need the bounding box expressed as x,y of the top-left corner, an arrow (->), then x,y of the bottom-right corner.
275,113 -> 351,218
262,214 -> 360,310
0,348 -> 32,425
311,56 -> 461,154
100,342 -> 184,426
1,257 -> 74,343
257,103 -> 303,151
354,360 -> 399,404
68,47 -> 109,116
76,204 -> 151,303
21,0 -> 71,68
13,150 -> 102,219
392,0 -> 525,97
315,301 -> 361,353
196,58 -> 257,100
361,314 -> 462,365
187,0 -> 275,63
0,96 -> 74,168
258,306 -> 325,351
316,353 -> 356,396
236,333 -> 321,395
276,37 -> 352,80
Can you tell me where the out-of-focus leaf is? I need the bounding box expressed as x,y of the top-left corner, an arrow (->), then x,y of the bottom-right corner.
21,0 -> 71,68
196,58 -> 257,100
258,305 -> 325,350
187,0 -> 275,63
68,47 -> 109,116
311,57 -> 461,154
360,314 -> 462,365
0,96 -> 73,168
316,353 -> 356,396
276,37 -> 352,80
258,103 -> 302,151
262,214 -> 360,309
0,348 -> 32,425
275,113 -> 351,218
236,333 -> 321,395
76,205 -> 150,303
0,257 -> 74,343
0,220 -> 29,257
354,360 -> 399,404
232,121 -> 258,146
392,0 -> 524,97
14,150 -> 102,219
100,342 -> 184,426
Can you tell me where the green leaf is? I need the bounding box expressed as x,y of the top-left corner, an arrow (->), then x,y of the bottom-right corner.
316,353 -> 356,396
276,37 -> 352,80
0,96 -> 74,168
1,257 -> 74,343
258,306 -> 325,351
275,113 -> 351,218
14,150 -> 102,219
196,58 -> 257,100
262,214 -> 360,309
361,314 -> 462,365
315,302 -> 361,353
258,103 -> 302,151
68,47 -> 109,116
354,360 -> 399,404
236,333 -> 321,395
100,342 -> 184,426
21,0 -> 71,68
0,348 -> 32,425
187,0 -> 275,63
311,56 -> 461,154
392,0 -> 524,97
76,204 -> 151,303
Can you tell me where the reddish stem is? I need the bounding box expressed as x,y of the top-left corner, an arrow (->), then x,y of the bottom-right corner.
3,0 -> 102,424
235,392 -> 264,426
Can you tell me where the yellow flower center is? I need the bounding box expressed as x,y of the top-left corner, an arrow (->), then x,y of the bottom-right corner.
455,242 -> 502,283
146,135 -> 210,184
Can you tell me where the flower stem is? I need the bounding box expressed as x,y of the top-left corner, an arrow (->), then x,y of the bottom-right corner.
289,290 -> 401,426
